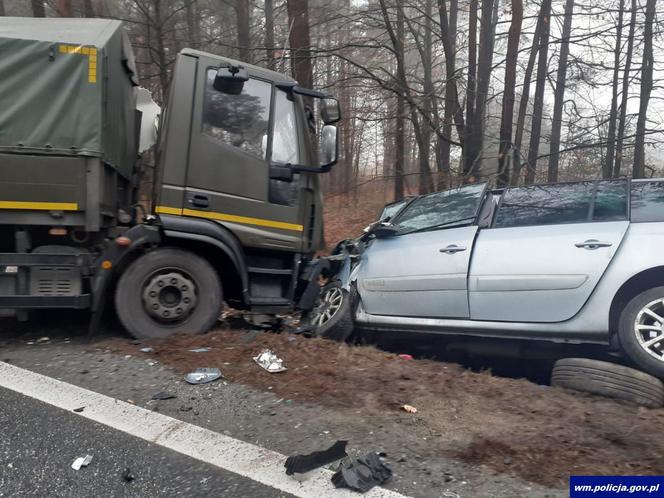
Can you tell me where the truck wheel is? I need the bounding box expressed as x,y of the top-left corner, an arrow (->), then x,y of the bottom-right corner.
301,281 -> 353,342
618,286 -> 664,379
115,248 -> 222,339
551,357 -> 664,408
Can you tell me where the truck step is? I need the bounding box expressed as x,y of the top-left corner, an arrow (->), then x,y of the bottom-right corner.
248,297 -> 292,306
0,294 -> 91,309
247,266 -> 293,276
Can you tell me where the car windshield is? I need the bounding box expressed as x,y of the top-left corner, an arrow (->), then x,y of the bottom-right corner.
391,183 -> 487,233
380,198 -> 411,221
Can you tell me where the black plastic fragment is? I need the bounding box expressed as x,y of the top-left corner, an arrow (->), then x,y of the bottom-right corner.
284,440 -> 348,475
73,407 -> 85,413
331,452 -> 392,493
151,391 -> 177,400
122,467 -> 135,482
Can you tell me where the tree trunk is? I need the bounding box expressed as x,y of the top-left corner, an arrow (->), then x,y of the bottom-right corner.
437,0 -> 461,188
547,0 -> 575,182
615,0 -> 637,177
265,0 -> 275,69
0,1 -> 5,16
463,0 -> 478,177
31,0 -> 45,16
54,0 -> 73,16
153,0 -> 170,103
185,0 -> 200,49
525,0 -> 552,184
511,1 -> 545,184
286,0 -> 313,89
417,0 -> 435,194
234,0 -> 251,62
633,0 -> 656,179
603,0 -> 623,179
497,0 -> 523,187
82,0 -> 95,17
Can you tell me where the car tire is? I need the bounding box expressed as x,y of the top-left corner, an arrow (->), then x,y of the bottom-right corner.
551,357 -> 664,408
115,248 -> 222,339
618,286 -> 664,379
301,281 -> 354,342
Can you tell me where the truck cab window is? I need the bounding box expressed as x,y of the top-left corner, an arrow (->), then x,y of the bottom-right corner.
202,70 -> 271,158
271,90 -> 300,164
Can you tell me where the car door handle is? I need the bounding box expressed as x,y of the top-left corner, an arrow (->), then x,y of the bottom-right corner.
440,244 -> 467,254
575,239 -> 613,250
189,195 -> 209,208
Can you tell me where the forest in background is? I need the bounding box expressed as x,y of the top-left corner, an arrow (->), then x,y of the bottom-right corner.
2,0 -> 664,213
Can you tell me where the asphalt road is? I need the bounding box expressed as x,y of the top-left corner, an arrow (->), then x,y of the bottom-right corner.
0,387 -> 291,498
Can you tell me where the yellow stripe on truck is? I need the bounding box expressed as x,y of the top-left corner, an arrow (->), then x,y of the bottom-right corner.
155,205 -> 303,232
0,201 -> 78,211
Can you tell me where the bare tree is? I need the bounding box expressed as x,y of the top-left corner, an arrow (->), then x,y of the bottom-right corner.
264,0 -> 275,69
54,0 -> 73,16
633,0 -> 656,178
547,0 -> 575,182
83,0 -> 96,17
604,0 -> 624,179
31,0 -> 46,16
233,0 -> 251,62
286,0 -> 313,88
497,0 -> 523,186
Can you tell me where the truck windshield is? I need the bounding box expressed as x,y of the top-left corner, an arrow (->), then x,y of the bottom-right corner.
391,183 -> 487,234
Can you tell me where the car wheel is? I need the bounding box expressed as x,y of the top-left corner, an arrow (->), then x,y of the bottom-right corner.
301,281 -> 354,341
551,357 -> 664,408
618,286 -> 664,379
115,248 -> 222,339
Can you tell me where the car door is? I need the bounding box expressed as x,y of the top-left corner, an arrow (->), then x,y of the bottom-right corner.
469,180 -> 630,322
184,59 -> 306,251
355,183 -> 487,318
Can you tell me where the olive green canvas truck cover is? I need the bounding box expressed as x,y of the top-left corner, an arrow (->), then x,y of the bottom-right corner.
0,18 -> 138,229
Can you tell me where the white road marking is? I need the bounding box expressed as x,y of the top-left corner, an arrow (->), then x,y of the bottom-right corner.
0,362 -> 407,498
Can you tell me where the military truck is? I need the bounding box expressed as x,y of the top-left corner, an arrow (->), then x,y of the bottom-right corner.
0,18 -> 342,339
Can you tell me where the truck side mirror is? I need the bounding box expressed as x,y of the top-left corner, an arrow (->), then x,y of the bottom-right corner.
321,98 -> 341,124
214,64 -> 249,95
319,125 -> 338,170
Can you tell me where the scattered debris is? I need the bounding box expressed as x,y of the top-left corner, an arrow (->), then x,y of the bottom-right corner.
184,368 -> 222,385
73,407 -> 85,413
401,404 -> 418,414
253,349 -> 287,373
36,336 -> 50,344
179,405 -> 193,412
139,347 -> 154,353
200,476 -> 211,484
285,440 -> 348,476
332,452 -> 392,492
241,330 -> 263,344
398,354 -> 413,360
122,467 -> 135,482
189,347 -> 211,353
71,454 -> 93,471
151,391 -> 177,400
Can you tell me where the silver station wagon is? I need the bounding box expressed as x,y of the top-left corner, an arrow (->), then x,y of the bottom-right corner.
310,179 -> 664,379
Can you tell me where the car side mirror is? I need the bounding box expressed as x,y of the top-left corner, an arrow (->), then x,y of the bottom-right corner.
319,124 -> 338,170
372,223 -> 399,238
321,98 -> 341,124
214,64 -> 249,95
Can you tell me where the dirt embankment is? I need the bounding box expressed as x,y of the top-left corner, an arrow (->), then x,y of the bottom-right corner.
101,329 -> 664,487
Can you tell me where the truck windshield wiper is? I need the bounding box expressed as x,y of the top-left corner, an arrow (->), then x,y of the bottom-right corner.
397,216 -> 476,235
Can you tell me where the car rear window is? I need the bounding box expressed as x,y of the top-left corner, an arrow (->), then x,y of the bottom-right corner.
631,181 -> 664,222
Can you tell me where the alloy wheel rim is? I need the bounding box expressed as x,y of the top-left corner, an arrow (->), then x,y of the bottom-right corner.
634,298 -> 664,362
310,287 -> 344,327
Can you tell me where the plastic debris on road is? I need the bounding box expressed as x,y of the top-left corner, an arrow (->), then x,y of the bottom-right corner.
71,454 -> 93,471
189,347 -> 211,353
151,391 -> 177,400
285,440 -> 348,476
253,349 -> 287,373
73,407 -> 85,413
36,336 -> 50,344
331,452 -> 392,492
401,404 -> 418,414
122,467 -> 135,482
184,368 -> 222,385
139,347 -> 154,353
398,354 -> 413,360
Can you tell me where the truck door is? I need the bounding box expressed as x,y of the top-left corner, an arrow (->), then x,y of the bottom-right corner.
468,180 -> 629,322
184,61 -> 305,251
355,183 -> 487,318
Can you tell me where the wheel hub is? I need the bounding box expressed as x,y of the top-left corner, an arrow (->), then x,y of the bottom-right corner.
142,271 -> 197,322
634,298 -> 664,362
310,287 -> 344,327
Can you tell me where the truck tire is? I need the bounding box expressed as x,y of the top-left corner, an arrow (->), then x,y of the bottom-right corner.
115,248 -> 222,339
618,286 -> 664,379
551,357 -> 664,408
301,281 -> 354,342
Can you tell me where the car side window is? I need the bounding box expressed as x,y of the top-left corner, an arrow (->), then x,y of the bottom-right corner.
631,181 -> 664,222
593,180 -> 628,221
202,69 -> 271,159
494,182 -> 594,228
